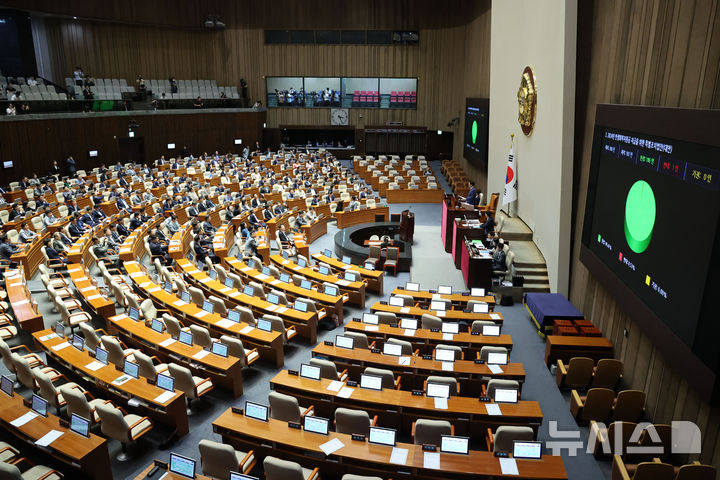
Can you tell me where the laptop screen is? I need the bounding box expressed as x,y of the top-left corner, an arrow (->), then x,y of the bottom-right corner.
164,281 -> 173,293
441,323 -> 459,334
319,266 -> 330,275
362,313 -> 379,325
513,441 -> 543,459
211,342 -> 228,357
430,300 -> 446,311
303,415 -> 329,435
228,310 -> 241,323
494,388 -> 519,403
95,347 -> 108,365
169,453 -> 196,478
426,382 -> 450,399
179,330 -> 193,346
0,375 -> 12,397
181,291 -> 191,303
437,285 -> 452,295
344,272 -> 356,281
230,473 -> 259,480
324,285 -> 338,296
151,318 -> 164,333
261,266 -> 270,276
225,277 -> 235,288
243,286 -> 254,297
482,325 -> 500,336
267,293 -> 279,304
124,360 -> 139,379
300,280 -> 312,290
209,270 -> 218,280
435,348 -> 456,362
294,300 -> 308,313
335,335 -> 354,349
400,318 -> 417,330
487,352 -> 508,365
441,435 -> 469,454
389,296 -> 404,307
342,256 -> 351,264
405,282 -> 419,291
297,258 -> 307,267
256,318 -> 272,332
202,300 -> 214,313
128,307 -> 140,321
471,287 -> 486,296
280,273 -> 291,283
72,333 -> 84,351
473,303 -> 489,313
157,373 -> 174,392
55,321 -> 65,337
323,249 -> 333,258
360,374 -> 383,391
300,363 -> 321,380
368,427 -> 396,446
245,401 -> 268,422
382,342 -> 402,356
364,262 -> 375,270
70,413 -> 90,437
31,394 -> 48,417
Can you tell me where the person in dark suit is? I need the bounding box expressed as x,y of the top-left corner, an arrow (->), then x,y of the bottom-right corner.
116,196 -> 130,212
65,156 -> 76,177
201,219 -> 215,235
50,161 -> 61,178
68,216 -> 86,238
129,213 -> 144,230
80,209 -> 97,228
247,211 -> 261,227
491,244 -> 506,271
44,238 -> 68,264
466,182 -> 480,206
118,176 -> 129,188
187,204 -> 199,217
149,235 -> 171,264
92,207 -> 106,222
480,211 -> 496,238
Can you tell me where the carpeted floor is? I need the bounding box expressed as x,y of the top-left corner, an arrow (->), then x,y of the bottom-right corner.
0,160 -> 610,480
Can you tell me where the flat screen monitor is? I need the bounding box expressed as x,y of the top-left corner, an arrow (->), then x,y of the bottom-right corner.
257,318 -> 272,332
364,262 -> 375,270
230,473 -> 258,480
297,258 -> 307,267
513,441 -> 543,459
243,286 -> 254,297
228,310 -> 241,323
368,426 -> 396,446
202,300 -> 214,313
487,352 -> 508,365
382,342 -> 402,356
95,347 -> 108,365
157,373 -> 174,392
31,394 -> 48,417
294,300 -> 308,312
319,266 -> 330,275
482,325 -> 501,336
211,341 -> 228,357
89,150 -> 98,157
245,401 -> 268,421
167,143 -> 176,149
72,333 -> 84,351
360,374 -> 383,391
151,318 -> 164,333
233,139 -> 243,145
128,307 -> 140,321
181,291 -> 191,303
323,249 -> 333,257
2,161 -> 12,168
335,335 -> 354,349
303,415 -> 329,435
179,330 -> 193,346
441,435 -> 469,454
300,279 -> 312,290
70,413 -> 90,437
441,323 -> 459,334
280,273 -> 291,283
400,318 -> 417,330
123,359 -> 139,379
437,285 -> 452,295
323,285 -> 338,296
471,288 -> 486,296
208,270 -> 217,280
426,382 -> 450,399
261,266 -> 270,276
473,303 -> 489,313
494,388 -> 519,404
389,296 -> 404,307
362,313 -> 378,325
344,272 -> 356,281
435,348 -> 456,362
300,363 -> 321,380
430,300 -> 446,311
405,282 -> 419,291
169,453 -> 196,478
54,321 -> 65,337
267,293 -> 279,304
224,277 -> 235,288
164,281 -> 173,293
0,375 -> 13,397
281,252 -> 289,260
342,256 -> 351,264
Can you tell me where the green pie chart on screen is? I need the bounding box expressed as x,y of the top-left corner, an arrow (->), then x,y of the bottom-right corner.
471,120 -> 478,144
624,180 -> 656,254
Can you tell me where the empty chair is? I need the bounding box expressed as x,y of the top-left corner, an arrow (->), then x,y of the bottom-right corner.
35,369 -> 81,414
344,331 -> 371,349
168,363 -> 213,412
95,402 -> 153,461
343,270 -> 361,282
393,294 -> 414,306
101,336 -> 136,368
188,286 -> 206,305
487,426 -> 535,453
139,298 -> 167,321
268,391 -> 313,423
479,346 -> 508,362
384,247 -> 399,275
612,390 -> 645,422
189,325 -> 213,350
335,407 -> 376,436
556,357 -> 595,389
471,320 -> 496,333
248,281 -> 266,299
421,313 -> 442,330
11,353 -> 61,391
413,419 -> 453,446
219,335 -> 259,367
589,421 -> 638,458
570,387 -> 615,422
59,302 -> 91,334
269,289 -> 288,305
611,456 -> 675,480
376,311 -> 397,326
674,463 -> 717,480
79,322 -> 102,353
435,344 -> 463,360
59,384 -> 107,424
365,246 -> 381,268
133,350 -> 169,380
0,338 -> 43,371
263,456 -> 320,480
591,358 -> 623,389
0,461 -> 64,480
208,295 -> 228,316
0,441 -> 18,463
234,306 -> 255,325
198,439 -> 256,479
309,358 -> 347,381
484,379 -> 521,399
386,337 -> 414,356
425,375 -> 459,396
163,314 -> 185,338
363,367 -> 400,390
264,314 -> 296,342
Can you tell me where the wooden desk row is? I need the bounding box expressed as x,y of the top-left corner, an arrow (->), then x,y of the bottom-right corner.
391,287 -> 496,309
214,411 -> 567,480
311,253 -> 384,295
10,231 -> 51,280
4,268 -> 44,333
33,328 -> 189,436
67,264 -> 116,319
335,206 -> 389,229
544,335 -> 614,366
370,302 -> 504,325
123,260 -> 286,368
175,258 -> 321,344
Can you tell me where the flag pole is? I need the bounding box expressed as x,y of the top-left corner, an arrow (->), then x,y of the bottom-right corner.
508,134 -> 515,218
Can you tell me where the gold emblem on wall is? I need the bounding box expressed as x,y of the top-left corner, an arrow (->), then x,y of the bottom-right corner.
517,66 -> 537,135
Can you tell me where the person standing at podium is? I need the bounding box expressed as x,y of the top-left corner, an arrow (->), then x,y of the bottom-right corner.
466,181 -> 480,206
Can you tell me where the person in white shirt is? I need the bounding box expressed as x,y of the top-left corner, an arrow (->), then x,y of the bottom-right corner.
26,77 -> 38,87
18,222 -> 37,242
5,104 -> 16,116
10,92 -> 21,102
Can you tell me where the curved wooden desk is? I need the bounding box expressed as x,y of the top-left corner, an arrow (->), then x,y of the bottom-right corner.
370,302 -> 504,325
67,264 -> 116,319
311,253 -> 384,295
335,206 -> 389,229
4,269 -> 43,333
391,287 -> 496,309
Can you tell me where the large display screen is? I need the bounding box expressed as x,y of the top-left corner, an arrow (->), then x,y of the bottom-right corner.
463,98 -> 489,165
581,105 -> 720,397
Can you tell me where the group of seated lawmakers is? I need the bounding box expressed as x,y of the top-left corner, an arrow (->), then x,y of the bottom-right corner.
274,87 -> 341,106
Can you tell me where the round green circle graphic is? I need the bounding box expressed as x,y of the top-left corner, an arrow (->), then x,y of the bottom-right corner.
624,180 -> 656,254
471,120 -> 478,144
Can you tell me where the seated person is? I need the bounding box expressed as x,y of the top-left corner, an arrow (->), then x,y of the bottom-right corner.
18,222 -> 37,243
347,196 -> 361,211
491,244 -> 507,272
43,238 -> 68,264
92,236 -> 121,268
481,211 -> 496,238
202,218 -> 216,235
149,235 -> 171,264
165,215 -> 180,235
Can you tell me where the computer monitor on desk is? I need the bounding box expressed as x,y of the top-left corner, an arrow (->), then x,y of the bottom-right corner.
169,453 -> 196,478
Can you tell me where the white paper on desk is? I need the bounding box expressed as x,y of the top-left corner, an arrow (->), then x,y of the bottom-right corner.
336,279 -> 350,286
240,266 -> 251,272
79,286 -> 94,293
318,310 -> 326,318
239,326 -> 255,334
266,304 -> 278,312
276,306 -> 289,314
216,319 -> 235,329
399,307 -> 410,314
337,386 -> 354,398
139,281 -> 151,288
173,300 -> 187,307
488,364 -> 504,374
198,277 -> 211,284
10,411 -> 38,427
319,437 -> 344,455
68,268 -> 81,274
159,338 -> 176,347
52,342 -> 70,351
326,380 -> 344,392
434,397 -> 448,410
129,271 -> 144,278
403,329 -> 415,337
499,457 -> 519,475
86,294 -> 103,301
442,333 -> 454,341
148,287 -> 161,293
256,273 -> 269,281
436,311 -> 446,317
153,390 -> 175,404
192,350 -> 210,360
364,325 -> 379,332
229,291 -> 241,298
113,375 -> 132,386
85,361 -> 105,371
39,333 -> 58,342
390,447 -> 409,465
188,269 -> 200,275
342,264 -> 351,270
490,313 -> 501,320
269,280 -> 280,286
14,299 -> 29,306
441,362 -> 454,372
76,276 -> 88,282
398,356 -> 411,366
220,287 -> 233,293
195,310 -> 209,318
35,429 -> 64,447
423,451 -> 441,469
485,403 -> 502,416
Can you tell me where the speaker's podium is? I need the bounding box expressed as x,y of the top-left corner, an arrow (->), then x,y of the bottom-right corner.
399,209 -> 414,243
